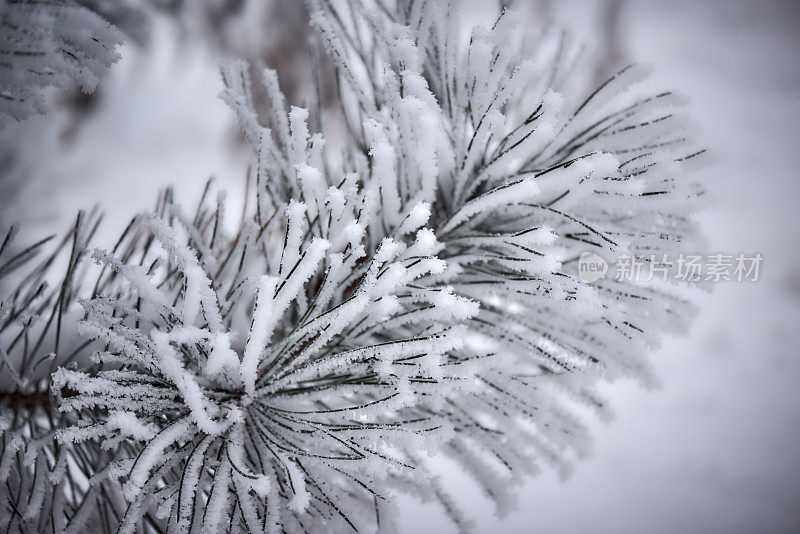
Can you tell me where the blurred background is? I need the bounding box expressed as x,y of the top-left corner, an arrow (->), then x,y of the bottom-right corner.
1,1 -> 798,532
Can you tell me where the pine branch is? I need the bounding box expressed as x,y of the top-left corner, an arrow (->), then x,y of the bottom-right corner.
0,1 -> 706,532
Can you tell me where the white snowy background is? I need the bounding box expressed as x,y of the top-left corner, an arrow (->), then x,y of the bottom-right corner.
3,1 -> 799,532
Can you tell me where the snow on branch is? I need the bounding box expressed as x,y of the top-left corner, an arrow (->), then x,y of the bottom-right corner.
0,0 -> 706,532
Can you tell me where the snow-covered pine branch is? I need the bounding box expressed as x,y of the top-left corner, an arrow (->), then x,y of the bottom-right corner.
0,1 -> 124,121
0,0 -> 706,532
